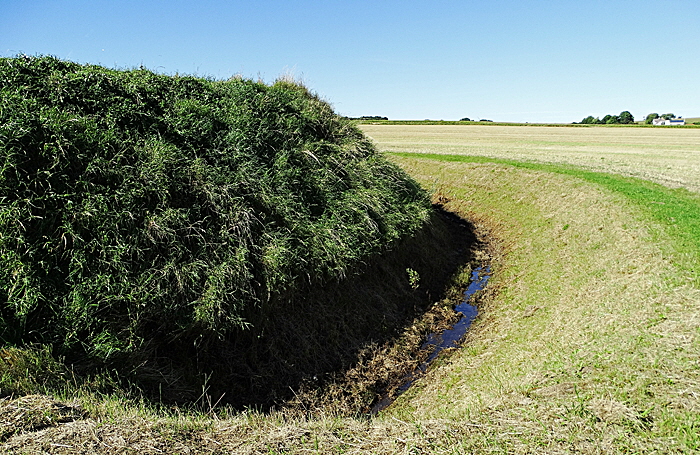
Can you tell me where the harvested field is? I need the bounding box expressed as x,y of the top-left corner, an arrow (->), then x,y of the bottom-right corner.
361,124 -> 700,192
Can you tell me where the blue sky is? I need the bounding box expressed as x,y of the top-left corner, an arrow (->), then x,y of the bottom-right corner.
2,1 -> 699,123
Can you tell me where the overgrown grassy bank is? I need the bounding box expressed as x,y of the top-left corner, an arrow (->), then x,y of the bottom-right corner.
0,56 -> 433,406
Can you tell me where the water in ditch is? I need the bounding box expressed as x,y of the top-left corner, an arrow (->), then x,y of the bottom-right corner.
371,266 -> 490,413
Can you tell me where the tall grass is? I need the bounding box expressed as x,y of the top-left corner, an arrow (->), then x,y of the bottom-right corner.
0,56 -> 431,402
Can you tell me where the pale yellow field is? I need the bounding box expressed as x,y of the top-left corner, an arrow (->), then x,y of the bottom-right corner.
361,124 -> 700,192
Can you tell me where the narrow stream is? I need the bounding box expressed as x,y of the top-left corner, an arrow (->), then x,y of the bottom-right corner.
371,266 -> 490,413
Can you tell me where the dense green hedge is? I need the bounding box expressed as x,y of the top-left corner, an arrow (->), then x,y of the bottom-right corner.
0,56 -> 430,367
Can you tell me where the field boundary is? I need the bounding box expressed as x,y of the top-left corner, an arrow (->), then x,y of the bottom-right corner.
388,151 -> 700,283
356,120 -> 700,128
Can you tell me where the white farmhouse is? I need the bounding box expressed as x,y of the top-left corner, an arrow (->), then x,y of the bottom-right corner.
653,117 -> 685,126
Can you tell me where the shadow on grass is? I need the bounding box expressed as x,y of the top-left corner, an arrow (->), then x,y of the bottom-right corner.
0,207 -> 481,415
124,207 -> 481,413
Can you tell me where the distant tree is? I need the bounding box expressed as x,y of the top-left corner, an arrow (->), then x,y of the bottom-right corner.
602,114 -> 620,124
618,111 -> 634,124
460,117 -> 471,122
645,113 -> 659,124
580,112 -> 634,125
580,116 -> 602,124
661,113 -> 676,120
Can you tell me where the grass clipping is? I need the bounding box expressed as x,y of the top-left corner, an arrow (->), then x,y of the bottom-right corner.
0,56 -> 431,403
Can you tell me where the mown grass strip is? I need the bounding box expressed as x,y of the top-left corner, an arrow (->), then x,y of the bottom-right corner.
388,152 -> 700,279
387,156 -> 700,453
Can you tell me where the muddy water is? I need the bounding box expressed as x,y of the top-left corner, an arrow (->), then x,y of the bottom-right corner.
371,266 -> 490,413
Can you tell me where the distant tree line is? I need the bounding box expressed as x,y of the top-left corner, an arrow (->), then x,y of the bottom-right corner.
577,111 -> 683,125
348,115 -> 389,121
578,111 -> 635,124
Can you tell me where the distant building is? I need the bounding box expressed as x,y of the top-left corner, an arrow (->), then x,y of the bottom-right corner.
653,117 -> 685,126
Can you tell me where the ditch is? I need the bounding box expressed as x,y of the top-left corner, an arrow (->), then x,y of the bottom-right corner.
370,266 -> 490,414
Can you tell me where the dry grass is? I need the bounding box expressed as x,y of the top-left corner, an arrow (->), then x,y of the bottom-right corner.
361,124 -> 700,192
387,158 -> 700,453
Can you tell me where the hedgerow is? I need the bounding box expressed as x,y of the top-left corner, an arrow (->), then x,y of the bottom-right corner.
0,56 -> 431,386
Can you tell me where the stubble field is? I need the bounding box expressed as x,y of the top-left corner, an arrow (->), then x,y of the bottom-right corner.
361,124 -> 700,192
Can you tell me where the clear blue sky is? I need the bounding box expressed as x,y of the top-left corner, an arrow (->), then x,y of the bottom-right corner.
3,0 -> 699,123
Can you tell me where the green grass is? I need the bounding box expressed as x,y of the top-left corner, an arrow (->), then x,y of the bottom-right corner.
2,122 -> 700,453
385,155 -> 700,452
388,151 -> 700,280
2,62 -> 699,453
